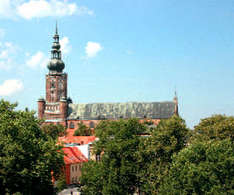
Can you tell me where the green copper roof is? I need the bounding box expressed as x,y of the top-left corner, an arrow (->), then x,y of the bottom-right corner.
67,102 -> 176,120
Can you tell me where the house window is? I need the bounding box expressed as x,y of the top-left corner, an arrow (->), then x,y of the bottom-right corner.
75,165 -> 77,171
96,154 -> 101,161
89,121 -> 95,128
72,166 -> 74,172
69,122 -> 75,129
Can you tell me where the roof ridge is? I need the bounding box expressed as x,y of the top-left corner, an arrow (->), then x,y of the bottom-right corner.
70,101 -> 174,105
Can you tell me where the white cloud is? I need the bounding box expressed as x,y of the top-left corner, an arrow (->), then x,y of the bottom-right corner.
85,41 -> 103,58
0,0 -> 93,19
60,36 -> 71,55
0,0 -> 15,19
0,79 -> 23,96
0,41 -> 18,70
17,0 -> 93,19
26,51 -> 48,69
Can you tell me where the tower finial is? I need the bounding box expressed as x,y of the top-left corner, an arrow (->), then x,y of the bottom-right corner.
173,88 -> 179,115
174,90 -> 177,98
55,21 -> 58,35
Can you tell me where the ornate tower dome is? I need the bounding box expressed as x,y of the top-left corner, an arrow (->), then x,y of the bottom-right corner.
47,23 -> 65,73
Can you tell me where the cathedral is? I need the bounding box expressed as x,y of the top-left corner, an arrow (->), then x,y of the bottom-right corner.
37,26 -> 178,130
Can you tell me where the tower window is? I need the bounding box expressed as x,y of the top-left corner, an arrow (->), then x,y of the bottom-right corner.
69,122 -> 75,129
51,81 -> 55,88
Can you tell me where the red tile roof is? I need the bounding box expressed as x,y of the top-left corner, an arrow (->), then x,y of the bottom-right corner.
62,147 -> 88,164
59,135 -> 96,145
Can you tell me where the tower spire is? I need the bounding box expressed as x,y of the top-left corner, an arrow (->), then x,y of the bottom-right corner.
173,89 -> 179,115
55,21 -> 58,35
47,23 -> 65,73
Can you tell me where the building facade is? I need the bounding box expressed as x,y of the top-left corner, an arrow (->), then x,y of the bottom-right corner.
62,147 -> 88,184
38,26 -> 178,128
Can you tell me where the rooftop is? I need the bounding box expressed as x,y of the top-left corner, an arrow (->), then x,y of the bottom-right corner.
68,101 -> 176,120
62,146 -> 88,164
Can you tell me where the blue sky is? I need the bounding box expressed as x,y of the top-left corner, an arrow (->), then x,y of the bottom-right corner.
0,0 -> 234,128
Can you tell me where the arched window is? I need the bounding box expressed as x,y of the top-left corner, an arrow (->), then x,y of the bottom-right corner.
89,121 -> 95,128
69,122 -> 75,129
50,81 -> 55,88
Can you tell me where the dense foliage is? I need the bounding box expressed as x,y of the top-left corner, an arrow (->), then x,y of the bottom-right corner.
73,122 -> 91,136
80,116 -> 189,194
80,119 -> 146,194
139,115 -> 189,194
41,123 -> 66,138
80,114 -> 234,194
192,114 -> 234,142
159,139 -> 234,194
0,100 -> 64,195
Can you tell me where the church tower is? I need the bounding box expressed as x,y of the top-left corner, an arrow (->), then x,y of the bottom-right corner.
38,24 -> 68,122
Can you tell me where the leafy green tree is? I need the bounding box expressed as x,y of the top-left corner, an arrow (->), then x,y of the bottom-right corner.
73,122 -> 91,136
41,123 -> 66,139
0,100 -> 64,195
55,172 -> 67,193
80,161 -> 104,195
159,139 -> 234,194
140,115 -> 189,194
80,119 -> 147,195
192,115 -> 234,142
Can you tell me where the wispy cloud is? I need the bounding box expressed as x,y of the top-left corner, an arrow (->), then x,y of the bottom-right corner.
0,79 -> 23,96
26,51 -> 48,69
60,36 -> 71,55
85,41 -> 103,58
0,0 -> 94,20
0,41 -> 19,70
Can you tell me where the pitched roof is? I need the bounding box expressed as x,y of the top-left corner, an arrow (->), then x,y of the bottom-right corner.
67,101 -> 176,120
62,147 -> 88,164
59,135 -> 96,145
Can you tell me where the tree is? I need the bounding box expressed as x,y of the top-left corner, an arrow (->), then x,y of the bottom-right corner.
80,161 -> 104,195
41,123 -> 66,139
0,100 -> 64,195
140,115 -> 189,194
159,139 -> 234,194
192,115 -> 234,142
80,119 -> 147,195
55,172 -> 67,193
73,122 -> 91,136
